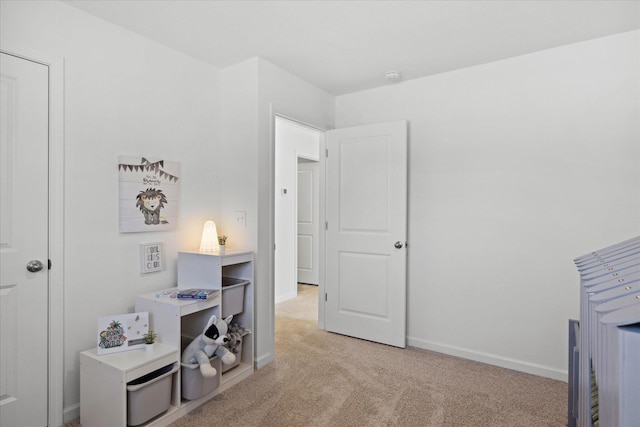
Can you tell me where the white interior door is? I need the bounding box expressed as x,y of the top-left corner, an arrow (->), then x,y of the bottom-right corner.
0,52 -> 49,427
325,121 -> 407,348
297,159 -> 319,285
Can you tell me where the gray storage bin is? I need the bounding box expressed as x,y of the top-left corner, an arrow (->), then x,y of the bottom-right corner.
127,363 -> 177,426
181,356 -> 221,400
222,277 -> 249,317
181,335 -> 222,400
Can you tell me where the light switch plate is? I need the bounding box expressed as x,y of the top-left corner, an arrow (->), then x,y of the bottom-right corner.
235,210 -> 246,226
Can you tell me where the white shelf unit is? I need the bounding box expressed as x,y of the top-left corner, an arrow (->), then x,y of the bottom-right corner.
133,250 -> 254,423
80,250 -> 254,427
80,344 -> 179,427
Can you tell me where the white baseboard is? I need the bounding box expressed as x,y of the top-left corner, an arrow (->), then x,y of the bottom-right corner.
407,336 -> 568,382
255,351 -> 274,370
63,402 -> 80,425
275,292 -> 297,304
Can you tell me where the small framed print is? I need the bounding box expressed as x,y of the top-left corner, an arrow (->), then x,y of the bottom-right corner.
140,242 -> 164,273
97,312 -> 149,355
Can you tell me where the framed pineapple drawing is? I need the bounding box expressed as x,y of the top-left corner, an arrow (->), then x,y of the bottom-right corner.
96,312 -> 149,355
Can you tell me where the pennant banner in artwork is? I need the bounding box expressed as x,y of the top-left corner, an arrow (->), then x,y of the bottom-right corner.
118,158 -> 179,182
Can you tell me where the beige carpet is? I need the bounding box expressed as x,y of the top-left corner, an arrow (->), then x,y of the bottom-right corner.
168,284 -> 568,427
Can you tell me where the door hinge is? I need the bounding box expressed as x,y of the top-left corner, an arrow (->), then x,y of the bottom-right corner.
274,243 -> 276,251
325,148 -> 328,158
325,221 -> 328,230
48,259 -> 52,270
325,293 -> 327,302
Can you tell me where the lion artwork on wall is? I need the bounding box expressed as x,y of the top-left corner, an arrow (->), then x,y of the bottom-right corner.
136,188 -> 169,225
118,156 -> 179,233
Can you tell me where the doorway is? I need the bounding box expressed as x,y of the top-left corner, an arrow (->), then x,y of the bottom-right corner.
273,116 -> 323,318
269,117 -> 408,357
297,158 -> 320,286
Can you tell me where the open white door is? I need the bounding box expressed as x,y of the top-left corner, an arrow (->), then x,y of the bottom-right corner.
0,52 -> 49,426
325,121 -> 407,348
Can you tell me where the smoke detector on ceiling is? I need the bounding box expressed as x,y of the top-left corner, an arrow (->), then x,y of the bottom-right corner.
384,70 -> 401,82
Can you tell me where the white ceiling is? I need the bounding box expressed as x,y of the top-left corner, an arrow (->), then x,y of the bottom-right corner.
63,0 -> 639,96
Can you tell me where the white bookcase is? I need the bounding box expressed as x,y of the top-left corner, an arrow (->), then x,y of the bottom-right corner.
80,344 -> 179,427
80,250 -> 254,427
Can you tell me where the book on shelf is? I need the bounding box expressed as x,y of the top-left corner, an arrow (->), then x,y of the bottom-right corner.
176,289 -> 220,300
156,289 -> 179,299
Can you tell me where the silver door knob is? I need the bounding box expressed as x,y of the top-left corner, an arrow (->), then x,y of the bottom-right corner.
394,241 -> 404,249
26,260 -> 44,272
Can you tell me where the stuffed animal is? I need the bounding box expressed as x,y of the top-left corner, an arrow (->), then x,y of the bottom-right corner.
181,315 -> 236,378
225,323 -> 246,354
211,315 -> 236,365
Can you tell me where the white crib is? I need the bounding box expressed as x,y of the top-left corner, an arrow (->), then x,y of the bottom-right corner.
573,237 -> 640,427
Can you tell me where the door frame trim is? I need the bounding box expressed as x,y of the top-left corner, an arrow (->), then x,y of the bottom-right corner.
269,110 -> 327,332
1,41 -> 65,427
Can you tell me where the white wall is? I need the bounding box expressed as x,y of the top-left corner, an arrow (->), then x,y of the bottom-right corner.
274,117 -> 320,303
0,1 -> 220,421
335,30 -> 640,380
218,58 -> 259,250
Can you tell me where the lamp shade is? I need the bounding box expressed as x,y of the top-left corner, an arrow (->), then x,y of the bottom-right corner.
199,220 -> 219,253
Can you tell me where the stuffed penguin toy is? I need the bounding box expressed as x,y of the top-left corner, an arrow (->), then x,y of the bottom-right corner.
181,315 -> 236,378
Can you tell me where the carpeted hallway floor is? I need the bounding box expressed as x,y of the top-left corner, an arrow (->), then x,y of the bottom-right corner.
167,284 -> 568,427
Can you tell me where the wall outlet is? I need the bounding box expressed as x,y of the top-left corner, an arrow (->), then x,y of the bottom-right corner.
235,210 -> 246,226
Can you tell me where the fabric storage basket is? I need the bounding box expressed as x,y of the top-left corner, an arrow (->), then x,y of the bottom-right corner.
181,356 -> 221,400
126,363 -> 178,426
